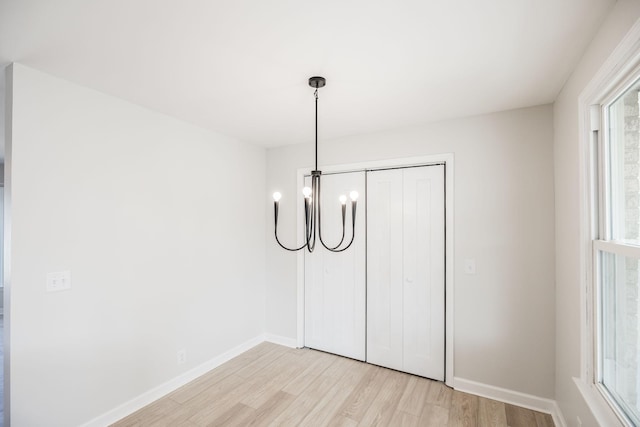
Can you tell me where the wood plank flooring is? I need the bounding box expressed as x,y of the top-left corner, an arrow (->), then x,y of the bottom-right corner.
112,343 -> 554,427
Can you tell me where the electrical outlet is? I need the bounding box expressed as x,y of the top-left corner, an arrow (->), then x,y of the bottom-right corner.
177,349 -> 187,365
46,271 -> 71,292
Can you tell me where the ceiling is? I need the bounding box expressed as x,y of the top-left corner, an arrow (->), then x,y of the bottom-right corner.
0,0 -> 615,147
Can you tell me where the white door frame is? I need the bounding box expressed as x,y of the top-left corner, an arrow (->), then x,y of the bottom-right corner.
295,153 -> 455,387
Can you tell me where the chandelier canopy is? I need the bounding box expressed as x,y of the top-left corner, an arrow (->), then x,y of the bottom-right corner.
272,76 -> 358,253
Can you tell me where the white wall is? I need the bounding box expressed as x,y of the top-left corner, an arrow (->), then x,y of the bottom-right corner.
266,104 -> 556,399
553,2 -> 640,426
6,64 -> 266,426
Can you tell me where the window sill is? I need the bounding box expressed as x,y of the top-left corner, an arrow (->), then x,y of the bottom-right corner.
573,377 -> 628,427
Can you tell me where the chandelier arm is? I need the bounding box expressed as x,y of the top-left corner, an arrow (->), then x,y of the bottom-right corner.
324,203 -> 346,250
317,175 -> 348,251
305,201 -> 315,253
274,231 -> 308,251
304,198 -> 312,243
352,200 -> 357,229
333,203 -> 347,249
325,223 -> 356,252
274,201 -> 308,251
307,175 -> 319,252
322,199 -> 357,252
316,175 -> 329,250
308,224 -> 317,252
309,195 -> 316,245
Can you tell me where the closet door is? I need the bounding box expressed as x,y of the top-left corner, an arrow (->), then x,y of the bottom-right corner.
304,171 -> 366,361
367,165 -> 445,380
366,169 -> 404,371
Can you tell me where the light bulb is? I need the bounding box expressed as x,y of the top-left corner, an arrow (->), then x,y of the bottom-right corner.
339,195 -> 347,204
350,190 -> 359,201
302,187 -> 312,198
273,192 -> 282,202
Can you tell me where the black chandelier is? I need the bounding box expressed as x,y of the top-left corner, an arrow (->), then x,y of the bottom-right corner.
272,76 -> 358,253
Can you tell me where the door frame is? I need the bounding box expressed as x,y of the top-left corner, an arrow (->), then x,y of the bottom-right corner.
295,153 -> 455,387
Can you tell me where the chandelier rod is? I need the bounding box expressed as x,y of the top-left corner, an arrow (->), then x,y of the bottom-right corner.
315,88 -> 318,171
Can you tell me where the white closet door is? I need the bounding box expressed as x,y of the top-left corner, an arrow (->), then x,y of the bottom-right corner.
366,169 -> 404,371
304,171 -> 366,361
367,165 -> 445,380
402,166 -> 445,379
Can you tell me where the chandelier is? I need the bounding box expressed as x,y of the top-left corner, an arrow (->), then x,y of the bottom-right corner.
272,76 -> 358,253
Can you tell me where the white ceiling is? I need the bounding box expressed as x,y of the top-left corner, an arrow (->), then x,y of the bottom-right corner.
0,0 -> 615,147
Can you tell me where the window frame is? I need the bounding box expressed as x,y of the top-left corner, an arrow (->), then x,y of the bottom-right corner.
582,52 -> 640,427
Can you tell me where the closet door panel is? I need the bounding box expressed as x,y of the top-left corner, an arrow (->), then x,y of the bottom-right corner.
366,169 -> 403,371
304,171 -> 366,361
402,165 -> 445,380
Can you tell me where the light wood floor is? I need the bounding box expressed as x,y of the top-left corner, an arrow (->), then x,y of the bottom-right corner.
112,342 -> 554,427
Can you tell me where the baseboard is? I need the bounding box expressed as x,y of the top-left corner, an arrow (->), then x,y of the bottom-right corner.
454,377 -> 567,427
550,400 -> 568,427
79,341 -> 567,427
263,333 -> 298,348
79,335 -> 265,427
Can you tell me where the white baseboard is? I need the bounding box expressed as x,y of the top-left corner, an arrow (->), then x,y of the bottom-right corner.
453,377 -> 567,427
550,401 -> 568,427
263,333 -> 298,348
79,335 -> 265,427
80,341 -> 567,427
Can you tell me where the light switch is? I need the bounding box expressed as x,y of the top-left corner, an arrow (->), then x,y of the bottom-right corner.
464,259 -> 476,275
46,271 -> 71,292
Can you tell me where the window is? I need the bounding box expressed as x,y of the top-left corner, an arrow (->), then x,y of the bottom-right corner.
594,75 -> 640,426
